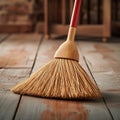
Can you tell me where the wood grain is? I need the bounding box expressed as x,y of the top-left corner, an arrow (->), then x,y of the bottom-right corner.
0,34 -> 9,43
42,0 -> 111,40
0,34 -> 119,120
103,0 -> 111,38
33,38 -> 88,73
14,37 -> 112,120
0,68 -> 31,91
0,34 -> 42,120
33,38 -> 63,71
78,41 -> 120,72
0,91 -> 20,120
80,41 -> 120,120
0,68 -> 31,120
61,0 -> 66,25
0,24 -> 33,33
92,72 -> 120,120
0,34 -> 42,68
50,25 -> 103,37
15,96 -> 112,120
104,92 -> 120,120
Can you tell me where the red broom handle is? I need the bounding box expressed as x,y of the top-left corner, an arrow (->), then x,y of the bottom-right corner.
70,0 -> 82,27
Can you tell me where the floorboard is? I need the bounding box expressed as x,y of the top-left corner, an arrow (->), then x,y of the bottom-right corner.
0,34 -> 120,120
0,91 -> 20,120
15,96 -> 112,120
78,41 -> 120,72
92,72 -> 120,120
0,34 -> 9,43
0,68 -> 31,91
80,41 -> 120,120
0,34 -> 42,68
0,68 -> 31,120
0,34 -> 42,120
15,37 -> 113,120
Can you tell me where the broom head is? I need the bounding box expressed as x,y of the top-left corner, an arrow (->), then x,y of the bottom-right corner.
11,39 -> 102,99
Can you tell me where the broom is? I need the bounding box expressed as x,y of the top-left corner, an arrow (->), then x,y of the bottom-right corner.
11,0 -> 102,99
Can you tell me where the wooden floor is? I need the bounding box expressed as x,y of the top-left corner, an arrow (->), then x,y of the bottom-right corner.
0,34 -> 120,120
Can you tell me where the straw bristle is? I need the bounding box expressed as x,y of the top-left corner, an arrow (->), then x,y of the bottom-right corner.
11,59 -> 101,99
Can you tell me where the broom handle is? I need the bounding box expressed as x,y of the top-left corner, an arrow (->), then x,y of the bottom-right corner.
67,0 -> 82,42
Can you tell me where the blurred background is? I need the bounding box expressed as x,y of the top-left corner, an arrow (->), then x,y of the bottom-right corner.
0,0 -> 120,41
0,1 -> 120,119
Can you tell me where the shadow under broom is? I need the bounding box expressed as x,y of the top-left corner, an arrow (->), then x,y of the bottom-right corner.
11,0 -> 102,99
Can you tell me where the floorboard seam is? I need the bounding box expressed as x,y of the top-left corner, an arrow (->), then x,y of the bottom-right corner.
30,35 -> 44,74
83,56 -> 114,120
11,34 -> 44,120
83,56 -> 99,87
0,34 -> 11,44
12,95 -> 22,120
103,98 -> 114,120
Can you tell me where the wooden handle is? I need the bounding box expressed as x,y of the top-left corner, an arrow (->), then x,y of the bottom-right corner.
70,0 -> 82,27
54,0 -> 82,60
